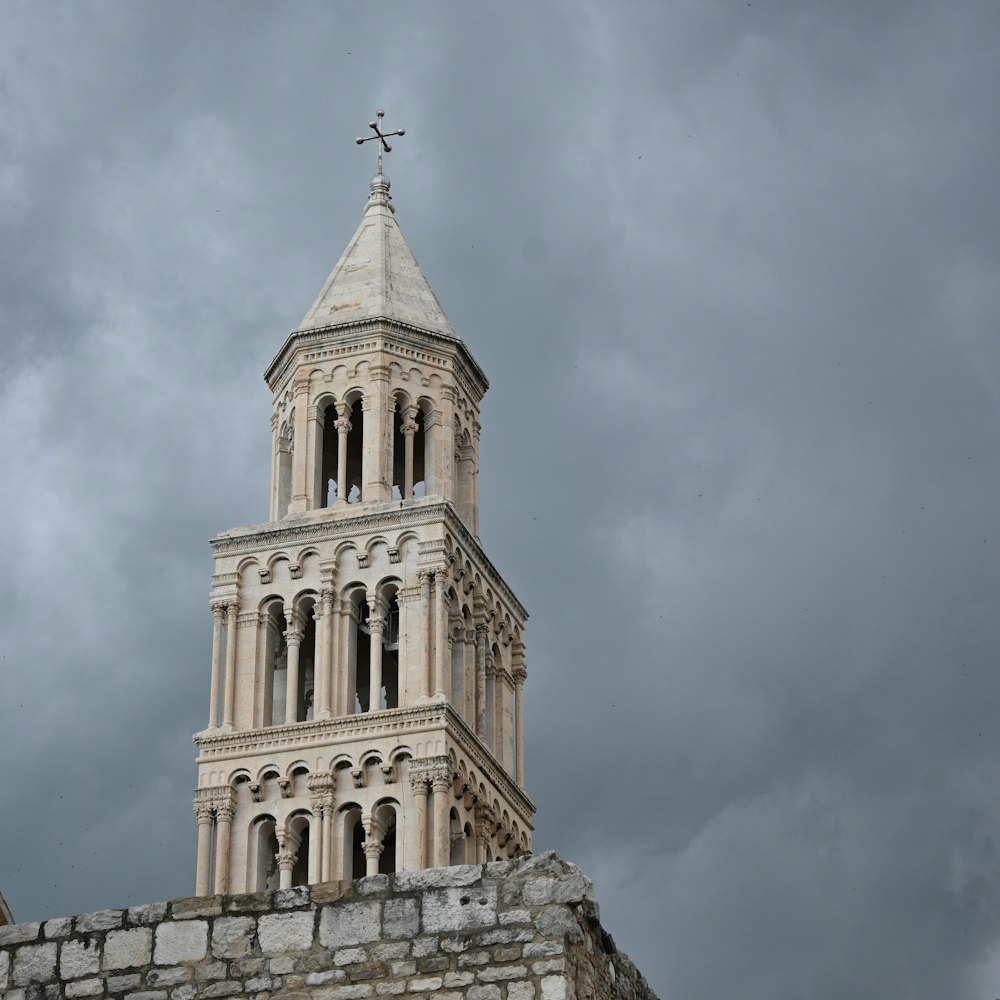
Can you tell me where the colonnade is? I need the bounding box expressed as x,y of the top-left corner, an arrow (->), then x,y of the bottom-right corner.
193,754 -> 528,896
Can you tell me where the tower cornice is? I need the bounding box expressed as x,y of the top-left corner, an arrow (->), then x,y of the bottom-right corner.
210,498 -> 528,622
264,318 -> 489,403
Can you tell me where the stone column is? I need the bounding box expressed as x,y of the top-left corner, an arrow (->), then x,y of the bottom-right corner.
363,823 -> 383,877
277,850 -> 296,890
418,571 -> 432,700
222,601 -> 239,730
308,403 -> 324,507
364,366 -> 391,502
409,771 -> 429,870
322,805 -> 333,881
208,604 -> 225,729
513,657 -> 526,787
431,767 -> 452,868
316,589 -> 334,719
401,410 -> 418,499
475,623 -> 488,737
434,571 -> 449,701
268,411 -> 280,521
367,595 -> 385,714
284,610 -> 303,726
288,374 -> 311,514
213,796 -> 235,894
335,403 -> 351,505
474,804 -> 494,864
194,801 -> 215,896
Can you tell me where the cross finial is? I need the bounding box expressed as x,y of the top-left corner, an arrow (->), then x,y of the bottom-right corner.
356,109 -> 406,173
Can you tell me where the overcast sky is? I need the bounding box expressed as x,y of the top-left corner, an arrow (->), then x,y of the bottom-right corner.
2,2 -> 1000,997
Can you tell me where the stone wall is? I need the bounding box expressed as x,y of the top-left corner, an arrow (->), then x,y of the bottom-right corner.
0,853 -> 656,1000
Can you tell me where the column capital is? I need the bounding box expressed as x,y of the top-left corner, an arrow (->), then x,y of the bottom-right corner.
215,799 -> 236,823
335,416 -> 353,434
400,420 -> 418,437
284,629 -> 304,648
193,801 -> 215,823
512,665 -> 527,684
210,602 -> 227,621
367,615 -> 386,635
276,851 -> 296,872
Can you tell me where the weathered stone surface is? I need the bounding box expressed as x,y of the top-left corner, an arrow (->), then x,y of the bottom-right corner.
381,897 -> 419,939
0,855 -> 657,1000
105,927 -> 153,970
0,922 -> 41,946
75,909 -> 123,932
356,875 -> 389,896
422,884 -> 498,933
153,920 -> 208,964
42,918 -> 72,939
273,886 -> 311,910
211,916 -> 255,959
394,866 -> 482,891
12,942 -> 58,986
258,910 -> 315,953
319,900 -> 381,947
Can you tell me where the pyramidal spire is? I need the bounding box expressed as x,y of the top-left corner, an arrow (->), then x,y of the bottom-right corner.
296,170 -> 457,338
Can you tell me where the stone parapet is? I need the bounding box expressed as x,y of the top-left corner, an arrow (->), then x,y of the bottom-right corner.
0,853 -> 655,1000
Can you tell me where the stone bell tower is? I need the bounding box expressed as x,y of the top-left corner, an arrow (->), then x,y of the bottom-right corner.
192,133 -> 533,896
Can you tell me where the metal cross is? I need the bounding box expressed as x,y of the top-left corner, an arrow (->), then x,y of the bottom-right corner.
355,109 -> 406,172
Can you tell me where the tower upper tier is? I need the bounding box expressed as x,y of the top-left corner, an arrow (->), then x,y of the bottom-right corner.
263,173 -> 487,535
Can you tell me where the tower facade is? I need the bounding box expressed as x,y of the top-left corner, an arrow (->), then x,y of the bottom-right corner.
192,170 -> 533,895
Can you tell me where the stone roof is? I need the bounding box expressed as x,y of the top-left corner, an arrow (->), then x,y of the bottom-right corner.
296,172 -> 457,339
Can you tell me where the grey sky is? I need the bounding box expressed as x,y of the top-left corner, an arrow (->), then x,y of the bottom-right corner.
2,2 -> 1000,997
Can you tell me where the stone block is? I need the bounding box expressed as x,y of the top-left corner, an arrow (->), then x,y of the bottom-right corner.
170,897 -> 222,920
153,920 -> 208,964
476,965 -> 528,982
314,985 -> 373,999
60,938 -> 101,978
268,954 -> 295,973
211,916 -> 256,959
273,885 -> 311,909
106,973 -> 142,991
75,909 -> 123,932
65,979 -> 105,998
523,942 -> 563,958
227,891 -> 273,913
194,959 -> 227,980
319,900 -> 381,947
334,947 -> 367,965
171,987 -> 197,1000
494,946 -> 522,962
507,983 -> 536,1000
122,992 -> 168,1000
371,941 -> 409,960
522,875 -> 593,907
2,989 -> 24,1000
422,884 -> 498,933
408,977 -> 443,992
146,966 -> 191,986
411,936 -> 440,957
0,922 -> 41,946
12,942 -> 58,986
536,906 -> 583,944
532,959 -> 566,975
42,918 -> 72,939
390,961 -> 416,976
418,955 -> 450,973
540,976 -> 570,1000
306,970 -> 346,986
394,866 -> 482,891
104,927 -> 152,970
356,874 -> 389,896
473,927 -> 532,946
311,882 -> 354,905
457,951 -> 490,968
440,937 -> 471,954
258,910 -> 315,953
127,901 -> 168,925
201,982 -> 242,997
246,975 -> 280,990
466,986 -> 501,1000
499,909 -> 532,926
0,949 -> 8,990
443,971 -> 474,988
375,984 -> 405,996
381,896 -> 419,938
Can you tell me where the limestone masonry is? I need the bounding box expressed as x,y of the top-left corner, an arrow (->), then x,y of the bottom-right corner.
0,853 -> 656,1000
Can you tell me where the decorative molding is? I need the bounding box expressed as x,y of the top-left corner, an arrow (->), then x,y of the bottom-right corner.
350,767 -> 366,789
388,546 -> 401,564
277,777 -> 292,799
289,562 -> 303,580
380,763 -> 396,784
258,568 -> 271,585
249,782 -> 263,802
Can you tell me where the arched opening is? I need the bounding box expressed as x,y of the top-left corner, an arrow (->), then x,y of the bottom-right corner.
353,588 -> 400,713
463,822 -> 475,864
455,423 -> 474,518
276,420 -> 293,519
260,600 -> 288,727
252,816 -> 279,891
346,398 -> 364,503
353,594 -> 372,714
295,599 -> 317,723
392,399 -> 427,500
319,400 -> 340,507
374,802 -> 398,875
288,813 -> 311,887
449,807 -> 466,866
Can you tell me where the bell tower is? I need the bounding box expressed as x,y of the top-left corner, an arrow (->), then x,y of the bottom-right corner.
192,125 -> 533,895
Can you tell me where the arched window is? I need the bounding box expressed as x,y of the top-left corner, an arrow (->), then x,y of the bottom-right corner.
373,801 -> 398,875
276,419 -> 293,519
259,600 -> 287,727
288,813 -> 311,887
251,816 -> 279,891
392,398 -> 427,500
